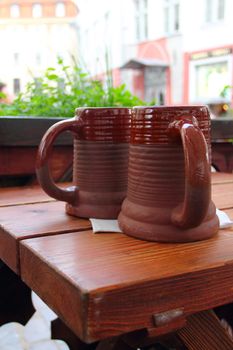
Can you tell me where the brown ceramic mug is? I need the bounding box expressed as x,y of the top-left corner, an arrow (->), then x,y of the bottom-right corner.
36,107 -> 131,219
118,105 -> 219,242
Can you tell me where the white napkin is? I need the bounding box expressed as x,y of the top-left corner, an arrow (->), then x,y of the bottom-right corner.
90,209 -> 233,234
90,219 -> 122,233
216,209 -> 233,229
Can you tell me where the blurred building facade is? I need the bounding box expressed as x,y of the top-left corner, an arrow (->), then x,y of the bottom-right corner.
78,0 -> 232,107
0,0 -> 79,97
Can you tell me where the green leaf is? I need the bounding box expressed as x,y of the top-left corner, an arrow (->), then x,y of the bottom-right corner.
46,74 -> 59,80
0,56 -> 150,117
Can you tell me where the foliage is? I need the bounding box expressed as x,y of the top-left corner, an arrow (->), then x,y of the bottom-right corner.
220,85 -> 232,99
0,58 -> 147,117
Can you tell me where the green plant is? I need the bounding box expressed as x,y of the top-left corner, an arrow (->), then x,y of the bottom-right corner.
220,85 -> 232,99
0,58 -> 147,117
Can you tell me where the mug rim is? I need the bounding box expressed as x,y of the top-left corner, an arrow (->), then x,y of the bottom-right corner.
75,106 -> 132,113
133,104 -> 208,111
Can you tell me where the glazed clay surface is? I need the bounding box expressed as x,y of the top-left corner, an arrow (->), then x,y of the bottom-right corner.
118,106 -> 219,242
36,107 -> 131,219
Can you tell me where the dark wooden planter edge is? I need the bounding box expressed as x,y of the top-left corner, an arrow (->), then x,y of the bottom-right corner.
211,118 -> 233,142
0,116 -> 73,146
1,116 -> 233,146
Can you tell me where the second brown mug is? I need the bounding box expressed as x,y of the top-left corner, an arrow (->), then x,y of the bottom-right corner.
36,107 -> 131,219
118,105 -> 219,242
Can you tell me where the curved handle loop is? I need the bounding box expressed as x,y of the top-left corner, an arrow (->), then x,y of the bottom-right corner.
36,117 -> 83,205
167,115 -> 211,229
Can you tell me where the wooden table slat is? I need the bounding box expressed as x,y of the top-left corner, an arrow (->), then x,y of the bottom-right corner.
0,183 -> 71,207
212,182 -> 233,209
20,225 -> 233,342
0,201 -> 91,273
178,310 -> 233,349
211,172 -> 233,184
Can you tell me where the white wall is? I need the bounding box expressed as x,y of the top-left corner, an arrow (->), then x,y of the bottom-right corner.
0,18 -> 79,96
78,0 -> 171,75
78,0 -> 233,104
78,0 -> 133,75
182,0 -> 233,52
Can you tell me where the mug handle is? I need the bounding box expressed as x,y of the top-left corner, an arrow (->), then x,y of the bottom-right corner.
167,115 -> 211,229
36,117 -> 83,205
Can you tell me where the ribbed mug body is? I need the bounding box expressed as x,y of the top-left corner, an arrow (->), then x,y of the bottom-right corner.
66,107 -> 131,219
118,106 -> 219,242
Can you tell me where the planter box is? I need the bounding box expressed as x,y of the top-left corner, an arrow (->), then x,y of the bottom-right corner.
1,116 -> 230,145
0,116 -> 72,146
211,118 -> 233,172
0,116 -> 73,186
1,116 -> 233,186
211,117 -> 233,142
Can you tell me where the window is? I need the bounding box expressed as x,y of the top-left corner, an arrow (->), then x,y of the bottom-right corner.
174,3 -> 180,31
35,53 -> 41,65
164,0 -> 180,35
217,0 -> 225,19
134,0 -> 148,41
205,0 -> 225,23
13,53 -> 19,65
135,0 -> 140,40
143,0 -> 148,38
10,4 -> 20,18
164,7 -> 169,33
104,11 -> 110,38
195,62 -> 228,99
13,78 -> 20,94
55,2 -> 65,17
206,0 -> 213,22
32,3 -> 42,18
189,53 -> 232,103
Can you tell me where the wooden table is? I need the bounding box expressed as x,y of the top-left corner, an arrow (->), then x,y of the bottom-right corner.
1,173 -> 233,349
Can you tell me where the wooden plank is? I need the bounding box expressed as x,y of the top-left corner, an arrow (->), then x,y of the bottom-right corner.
0,146 -> 73,180
121,322 -> 187,348
0,117 -> 72,146
0,201 -> 90,273
0,185 -> 54,207
178,310 -> 233,349
211,172 -> 233,184
20,226 -> 233,343
0,183 -> 71,207
212,143 -> 233,173
211,118 -> 233,141
212,182 -> 233,209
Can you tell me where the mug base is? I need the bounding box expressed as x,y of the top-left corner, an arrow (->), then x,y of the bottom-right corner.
66,203 -> 121,219
66,190 -> 126,219
118,211 -> 220,243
